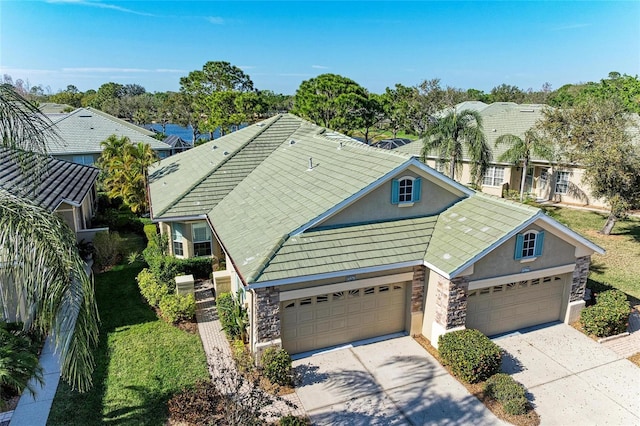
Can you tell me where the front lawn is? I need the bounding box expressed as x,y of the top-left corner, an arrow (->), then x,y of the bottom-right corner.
47,261 -> 209,425
540,206 -> 640,304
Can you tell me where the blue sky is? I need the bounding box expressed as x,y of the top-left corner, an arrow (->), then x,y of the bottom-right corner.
1,1 -> 639,95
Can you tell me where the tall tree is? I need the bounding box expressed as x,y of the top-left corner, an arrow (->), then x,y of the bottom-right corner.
98,136 -> 159,213
495,130 -> 552,201
534,99 -> 640,234
0,84 -> 99,392
488,84 -> 526,103
421,109 -> 492,183
292,73 -> 369,133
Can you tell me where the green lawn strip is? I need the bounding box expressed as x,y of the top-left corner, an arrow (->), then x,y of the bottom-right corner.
48,261 -> 209,425
540,206 -> 640,303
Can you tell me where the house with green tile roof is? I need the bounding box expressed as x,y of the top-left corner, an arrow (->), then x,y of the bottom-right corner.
397,102 -> 619,209
148,113 -> 603,357
44,107 -> 171,166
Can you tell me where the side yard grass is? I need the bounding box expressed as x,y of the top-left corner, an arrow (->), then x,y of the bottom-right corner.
47,260 -> 209,425
540,206 -> 640,304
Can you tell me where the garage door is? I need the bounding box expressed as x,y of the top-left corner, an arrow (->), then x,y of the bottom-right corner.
466,275 -> 565,336
281,283 -> 407,354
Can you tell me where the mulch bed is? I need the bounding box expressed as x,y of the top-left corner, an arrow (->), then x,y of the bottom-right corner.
414,335 -> 540,426
628,352 -> 640,367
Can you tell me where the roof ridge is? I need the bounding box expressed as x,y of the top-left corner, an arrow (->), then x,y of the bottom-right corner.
155,114 -> 289,217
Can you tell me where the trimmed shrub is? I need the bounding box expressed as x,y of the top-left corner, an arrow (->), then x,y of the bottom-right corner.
232,339 -> 254,373
93,231 -> 123,268
485,373 -> 528,415
580,289 -> 630,337
503,396 -> 529,416
143,224 -> 158,248
175,257 -> 213,279
438,329 -> 502,384
159,293 -> 196,323
261,348 -> 293,387
136,268 -> 169,307
280,415 -> 311,425
216,292 -> 235,328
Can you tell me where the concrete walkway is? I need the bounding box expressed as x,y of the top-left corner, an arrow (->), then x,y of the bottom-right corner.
293,336 -> 504,425
493,323 -> 640,425
194,281 -> 305,421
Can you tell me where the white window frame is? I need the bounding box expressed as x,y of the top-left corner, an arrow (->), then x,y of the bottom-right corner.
522,230 -> 538,259
192,223 -> 212,257
555,171 -> 570,194
398,177 -> 415,203
482,166 -> 505,187
172,224 -> 184,257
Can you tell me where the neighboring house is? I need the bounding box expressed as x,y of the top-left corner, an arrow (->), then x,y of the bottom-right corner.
44,107 -> 172,165
0,147 -> 105,242
148,114 -> 603,360
396,102 -> 608,208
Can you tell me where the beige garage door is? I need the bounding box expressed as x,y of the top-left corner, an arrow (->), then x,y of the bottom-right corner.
281,283 -> 407,354
466,275 -> 565,336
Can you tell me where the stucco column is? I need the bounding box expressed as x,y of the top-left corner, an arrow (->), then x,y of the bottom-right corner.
252,286 -> 282,361
410,265 -> 426,335
565,255 -> 591,324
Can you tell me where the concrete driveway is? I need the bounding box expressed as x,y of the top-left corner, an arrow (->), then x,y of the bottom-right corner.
292,336 -> 503,425
493,323 -> 640,425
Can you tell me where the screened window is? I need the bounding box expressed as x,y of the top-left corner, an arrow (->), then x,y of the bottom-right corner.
192,223 -> 212,257
482,166 -> 505,187
72,155 -> 94,166
172,223 -> 184,256
555,171 -> 570,194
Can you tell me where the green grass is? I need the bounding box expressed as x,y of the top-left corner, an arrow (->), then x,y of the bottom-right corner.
47,260 -> 209,425
540,206 -> 640,304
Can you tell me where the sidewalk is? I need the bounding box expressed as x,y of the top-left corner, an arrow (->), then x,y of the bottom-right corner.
601,307 -> 640,358
194,281 -> 305,421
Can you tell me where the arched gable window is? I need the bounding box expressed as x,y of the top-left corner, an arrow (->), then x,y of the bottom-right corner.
514,230 -> 545,260
391,176 -> 422,204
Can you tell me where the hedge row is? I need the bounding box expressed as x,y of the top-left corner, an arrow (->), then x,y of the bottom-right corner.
580,289 -> 630,337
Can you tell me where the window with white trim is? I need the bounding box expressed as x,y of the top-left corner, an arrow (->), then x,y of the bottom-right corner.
172,223 -> 184,256
192,222 -> 212,257
514,230 -> 545,260
482,166 -> 505,187
391,176 -> 421,204
555,171 -> 570,194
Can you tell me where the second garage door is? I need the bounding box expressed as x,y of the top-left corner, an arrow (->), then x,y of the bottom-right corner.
466,275 -> 566,336
281,283 -> 407,354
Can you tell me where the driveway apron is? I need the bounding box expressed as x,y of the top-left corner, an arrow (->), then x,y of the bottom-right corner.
293,336 -> 503,425
493,323 -> 640,425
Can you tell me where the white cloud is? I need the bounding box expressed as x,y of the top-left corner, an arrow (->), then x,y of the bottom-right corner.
206,16 -> 225,25
312,65 -> 329,69
45,0 -> 155,17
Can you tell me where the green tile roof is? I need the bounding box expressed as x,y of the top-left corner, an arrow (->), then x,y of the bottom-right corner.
424,192 -> 539,275
46,107 -> 170,155
257,216 -> 438,282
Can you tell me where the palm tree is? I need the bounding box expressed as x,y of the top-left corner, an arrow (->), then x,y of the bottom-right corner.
495,130 -> 553,202
421,109 -> 492,184
0,85 -> 99,392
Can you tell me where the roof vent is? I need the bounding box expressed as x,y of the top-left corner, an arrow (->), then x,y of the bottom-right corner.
223,151 -> 229,156
257,122 -> 265,127
289,139 -> 296,145
338,142 -> 343,150
307,157 -> 313,170
492,129 -> 497,132
212,145 -> 218,150
520,109 -> 535,112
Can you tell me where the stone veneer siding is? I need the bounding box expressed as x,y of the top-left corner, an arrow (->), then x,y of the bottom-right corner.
254,287 -> 281,342
411,265 -> 426,312
434,275 -> 469,329
570,255 -> 591,302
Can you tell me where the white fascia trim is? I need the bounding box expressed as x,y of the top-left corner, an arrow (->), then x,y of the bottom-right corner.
536,214 -> 605,255
289,160 -> 417,236
246,260 -> 422,290
448,213 -> 542,279
407,157 -> 475,196
422,260 -> 451,280
151,214 -> 208,223
468,263 -> 576,290
280,272 -> 415,301
53,198 -> 81,210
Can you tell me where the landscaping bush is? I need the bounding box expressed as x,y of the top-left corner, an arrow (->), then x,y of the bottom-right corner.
218,298 -> 249,342
261,348 -> 293,386
503,396 -> 529,416
143,224 -> 158,247
438,329 -> 502,383
93,231 -> 123,269
580,289 -> 630,337
0,322 -> 44,403
231,339 -> 254,373
280,415 -> 310,425
93,207 -> 144,235
136,268 -> 169,307
159,293 -> 196,323
175,257 -> 213,279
